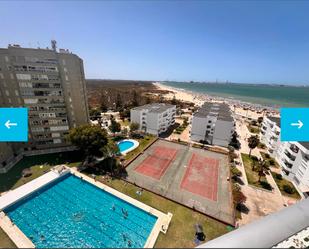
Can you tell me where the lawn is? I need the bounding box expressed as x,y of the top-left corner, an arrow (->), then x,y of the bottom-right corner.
246,124 -> 260,134
271,171 -> 301,200
124,135 -> 157,161
241,153 -> 271,190
260,152 -> 280,168
0,151 -> 83,193
89,176 -> 231,248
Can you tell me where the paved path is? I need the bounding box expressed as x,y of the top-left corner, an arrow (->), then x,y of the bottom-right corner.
234,118 -> 286,226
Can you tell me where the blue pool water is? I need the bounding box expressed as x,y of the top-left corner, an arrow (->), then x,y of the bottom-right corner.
118,140 -> 135,153
4,174 -> 157,248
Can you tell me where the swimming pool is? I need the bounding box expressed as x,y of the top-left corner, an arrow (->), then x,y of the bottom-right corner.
117,139 -> 139,155
3,174 -> 157,248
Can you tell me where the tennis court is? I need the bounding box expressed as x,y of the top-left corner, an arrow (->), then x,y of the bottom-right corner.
134,146 -> 178,180
181,153 -> 219,201
125,139 -> 234,225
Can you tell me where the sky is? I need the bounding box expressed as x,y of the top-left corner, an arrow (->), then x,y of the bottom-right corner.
0,1 -> 309,84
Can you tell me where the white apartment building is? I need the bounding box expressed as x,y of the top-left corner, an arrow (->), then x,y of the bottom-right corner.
130,103 -> 176,135
261,116 -> 309,197
277,142 -> 309,196
190,103 -> 234,147
260,116 -> 281,158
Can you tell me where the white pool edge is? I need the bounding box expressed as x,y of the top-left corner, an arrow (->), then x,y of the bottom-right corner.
118,139 -> 140,155
0,166 -> 172,248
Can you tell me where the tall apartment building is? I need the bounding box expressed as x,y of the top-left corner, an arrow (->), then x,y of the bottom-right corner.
260,116 -> 281,158
0,42 -> 89,172
130,103 -> 176,135
261,116 -> 309,196
190,102 -> 234,147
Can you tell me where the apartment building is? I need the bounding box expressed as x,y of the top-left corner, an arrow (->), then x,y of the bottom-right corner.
190,102 -> 234,147
277,142 -> 309,196
130,103 -> 176,135
0,42 -> 89,172
260,116 -> 281,158
261,116 -> 309,196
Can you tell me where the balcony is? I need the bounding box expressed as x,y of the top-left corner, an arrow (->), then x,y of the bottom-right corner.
284,150 -> 296,161
284,160 -> 293,169
289,144 -> 299,154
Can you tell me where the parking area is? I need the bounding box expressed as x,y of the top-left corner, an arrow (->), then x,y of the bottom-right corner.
125,139 -> 234,225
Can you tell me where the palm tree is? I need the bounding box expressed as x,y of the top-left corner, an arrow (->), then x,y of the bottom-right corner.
248,135 -> 259,157
257,159 -> 269,182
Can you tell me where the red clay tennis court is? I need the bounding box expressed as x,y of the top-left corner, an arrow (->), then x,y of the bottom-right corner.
180,153 -> 219,201
134,146 -> 178,180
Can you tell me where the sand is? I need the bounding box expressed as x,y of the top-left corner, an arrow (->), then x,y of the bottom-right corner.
153,82 -> 280,120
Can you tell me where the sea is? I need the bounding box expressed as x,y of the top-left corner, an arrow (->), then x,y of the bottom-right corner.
160,81 -> 309,108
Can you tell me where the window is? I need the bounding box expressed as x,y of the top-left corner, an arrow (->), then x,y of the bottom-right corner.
16,74 -> 31,80
5,90 -> 9,96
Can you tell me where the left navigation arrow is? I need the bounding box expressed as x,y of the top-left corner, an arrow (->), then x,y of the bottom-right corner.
5,120 -> 18,129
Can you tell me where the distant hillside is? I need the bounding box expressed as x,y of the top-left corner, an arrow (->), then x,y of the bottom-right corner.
86,79 -> 170,109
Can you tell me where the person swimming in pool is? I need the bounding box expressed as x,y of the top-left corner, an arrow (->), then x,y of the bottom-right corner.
128,240 -> 132,247
122,233 -> 127,241
122,208 -> 128,218
111,204 -> 115,211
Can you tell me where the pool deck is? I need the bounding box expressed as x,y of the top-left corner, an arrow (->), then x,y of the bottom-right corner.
0,165 -> 172,248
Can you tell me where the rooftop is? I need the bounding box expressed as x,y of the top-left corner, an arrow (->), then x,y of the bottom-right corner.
268,116 -> 281,128
132,103 -> 175,113
299,142 -> 309,150
194,102 -> 233,121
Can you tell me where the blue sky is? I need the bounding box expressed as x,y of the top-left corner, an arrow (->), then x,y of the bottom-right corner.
1,1 -> 309,84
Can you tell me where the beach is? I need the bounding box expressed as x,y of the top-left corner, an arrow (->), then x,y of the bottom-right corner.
153,82 -> 280,120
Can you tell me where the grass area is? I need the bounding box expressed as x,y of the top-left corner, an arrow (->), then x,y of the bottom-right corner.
124,135 -> 157,160
0,151 -> 83,193
241,153 -> 271,190
0,227 -> 16,248
271,171 -> 301,200
247,124 -> 260,134
257,142 -> 266,149
260,152 -> 280,168
119,119 -> 130,127
89,176 -> 231,248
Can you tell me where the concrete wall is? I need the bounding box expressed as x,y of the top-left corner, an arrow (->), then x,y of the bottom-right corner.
213,120 -> 234,147
146,112 -> 159,135
191,116 -> 207,142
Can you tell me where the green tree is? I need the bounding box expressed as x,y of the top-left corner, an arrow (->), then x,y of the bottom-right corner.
132,90 -> 139,107
248,135 -> 259,157
89,108 -> 101,118
257,159 -> 269,182
171,95 -> 177,105
109,118 -> 121,135
67,124 -> 108,158
129,122 -> 139,133
115,93 -> 123,110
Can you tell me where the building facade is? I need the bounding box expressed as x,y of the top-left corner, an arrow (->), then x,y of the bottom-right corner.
260,116 -> 309,196
0,43 -> 89,172
190,103 -> 234,147
130,103 -> 176,135
260,116 -> 281,158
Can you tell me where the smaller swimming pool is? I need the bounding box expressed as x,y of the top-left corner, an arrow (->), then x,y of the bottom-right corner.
117,139 -> 139,155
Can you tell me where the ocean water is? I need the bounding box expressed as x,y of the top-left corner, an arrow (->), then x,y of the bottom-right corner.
161,81 -> 309,108
4,174 -> 157,248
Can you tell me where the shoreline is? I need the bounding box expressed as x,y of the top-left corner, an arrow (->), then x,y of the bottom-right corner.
153,82 -> 280,119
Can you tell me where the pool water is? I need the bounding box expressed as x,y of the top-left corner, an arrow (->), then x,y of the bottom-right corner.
4,174 -> 157,248
118,140 -> 135,153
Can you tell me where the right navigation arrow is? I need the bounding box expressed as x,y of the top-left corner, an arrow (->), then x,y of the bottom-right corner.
290,120 -> 303,129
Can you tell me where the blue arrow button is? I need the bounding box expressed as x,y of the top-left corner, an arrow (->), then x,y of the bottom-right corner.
0,108 -> 28,142
281,108 -> 309,142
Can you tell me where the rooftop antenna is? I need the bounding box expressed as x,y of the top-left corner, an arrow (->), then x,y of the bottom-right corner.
51,40 -> 57,52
